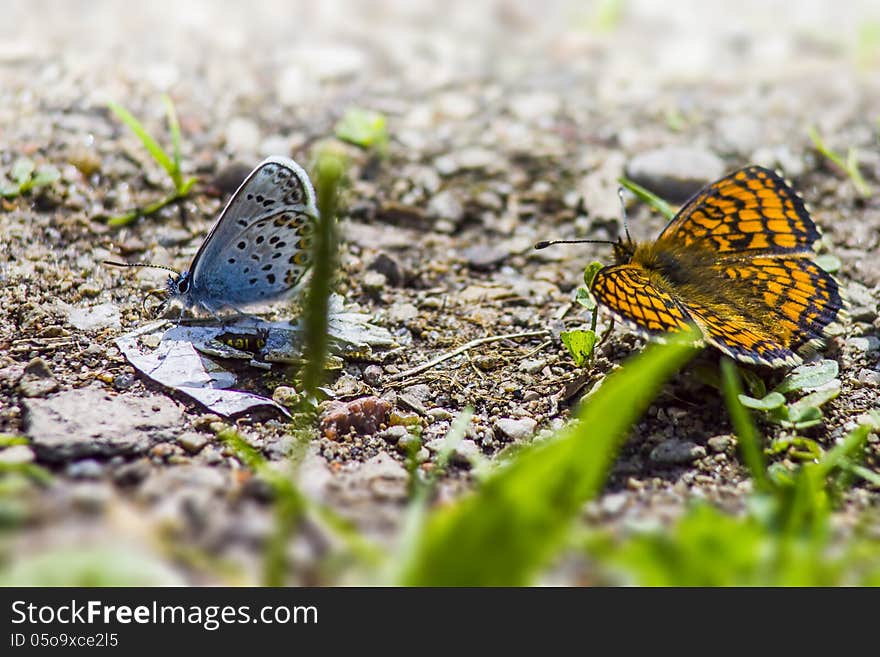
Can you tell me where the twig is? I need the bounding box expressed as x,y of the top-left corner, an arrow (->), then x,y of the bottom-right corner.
387,330 -> 549,382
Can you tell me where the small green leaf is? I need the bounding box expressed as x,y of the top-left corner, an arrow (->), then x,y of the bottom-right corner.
583,261 -> 604,288
335,108 -> 389,151
561,330 -> 598,367
785,405 -> 823,429
575,287 -> 596,310
737,391 -> 785,410
11,158 -> 35,185
814,253 -> 841,273
617,176 -> 675,220
768,436 -> 823,461
787,381 -> 841,417
774,360 -> 839,393
0,181 -> 21,197
29,165 -> 61,189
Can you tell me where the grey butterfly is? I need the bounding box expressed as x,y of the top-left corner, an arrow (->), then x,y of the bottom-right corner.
108,156 -> 318,317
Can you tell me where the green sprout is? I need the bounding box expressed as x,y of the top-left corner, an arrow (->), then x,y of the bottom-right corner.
808,125 -> 872,197
334,108 -> 389,154
563,261 -> 604,366
0,157 -> 60,198
106,95 -> 198,226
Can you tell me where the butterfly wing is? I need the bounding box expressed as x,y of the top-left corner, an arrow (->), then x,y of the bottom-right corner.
189,156 -> 318,307
656,166 -> 819,255
711,256 -> 843,354
590,264 -> 696,334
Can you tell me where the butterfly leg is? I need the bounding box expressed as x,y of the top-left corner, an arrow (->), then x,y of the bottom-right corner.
196,300 -> 226,323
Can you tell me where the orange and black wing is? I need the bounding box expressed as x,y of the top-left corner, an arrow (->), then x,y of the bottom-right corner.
656,166 -> 819,255
713,256 -> 843,354
682,300 -> 802,367
590,264 -> 695,334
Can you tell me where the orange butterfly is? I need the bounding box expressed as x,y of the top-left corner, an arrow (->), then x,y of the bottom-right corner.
540,166 -> 843,367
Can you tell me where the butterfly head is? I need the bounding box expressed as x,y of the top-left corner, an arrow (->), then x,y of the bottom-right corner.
612,235 -> 636,264
166,270 -> 191,300
104,260 -> 187,316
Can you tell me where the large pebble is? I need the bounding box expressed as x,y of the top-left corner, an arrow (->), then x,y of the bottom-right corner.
24,389 -> 183,462
626,147 -> 725,202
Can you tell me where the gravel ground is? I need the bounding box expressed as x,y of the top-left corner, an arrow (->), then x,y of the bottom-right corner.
1,0 -> 879,584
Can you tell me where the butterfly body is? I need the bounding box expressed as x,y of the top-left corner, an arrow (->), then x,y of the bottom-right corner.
589,166 -> 843,368
163,156 -> 318,316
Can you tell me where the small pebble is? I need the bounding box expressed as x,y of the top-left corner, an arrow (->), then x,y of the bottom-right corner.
66,459 -> 105,479
494,417 -> 537,441
707,435 -> 734,453
0,444 -> 35,464
178,432 -> 209,454
650,440 -> 706,465
272,386 -> 301,407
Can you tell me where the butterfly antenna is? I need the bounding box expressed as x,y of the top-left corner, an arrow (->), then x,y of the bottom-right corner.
618,187 -> 633,244
534,239 -> 616,250
103,260 -> 180,275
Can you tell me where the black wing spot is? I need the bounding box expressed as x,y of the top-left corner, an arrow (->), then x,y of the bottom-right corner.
269,236 -> 279,244
272,252 -> 282,259
256,235 -> 265,244
243,267 -> 250,274
261,264 -> 272,271
276,241 -> 287,248
249,277 -> 258,285
251,254 -> 260,261
246,193 -> 253,200
227,258 -> 236,264
266,274 -> 276,284
262,199 -> 275,207
237,241 -> 246,249
237,219 -> 248,227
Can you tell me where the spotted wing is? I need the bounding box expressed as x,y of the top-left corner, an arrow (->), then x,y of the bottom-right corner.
656,166 -> 819,255
190,156 -> 318,305
711,256 -> 843,355
590,264 -> 695,334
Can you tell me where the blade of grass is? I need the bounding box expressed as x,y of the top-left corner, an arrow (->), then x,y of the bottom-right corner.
808,125 -> 872,197
389,408 -> 474,584
719,358 -> 771,492
618,176 -> 676,220
301,148 -> 344,397
162,94 -> 184,190
400,328 -> 700,586
107,100 -> 176,179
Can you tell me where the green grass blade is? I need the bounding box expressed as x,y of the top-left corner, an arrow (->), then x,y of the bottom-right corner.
162,94 -> 184,190
720,358 -> 771,492
808,125 -> 872,197
107,100 -> 176,180
400,329 -> 700,586
301,148 -> 344,397
618,176 -> 676,220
